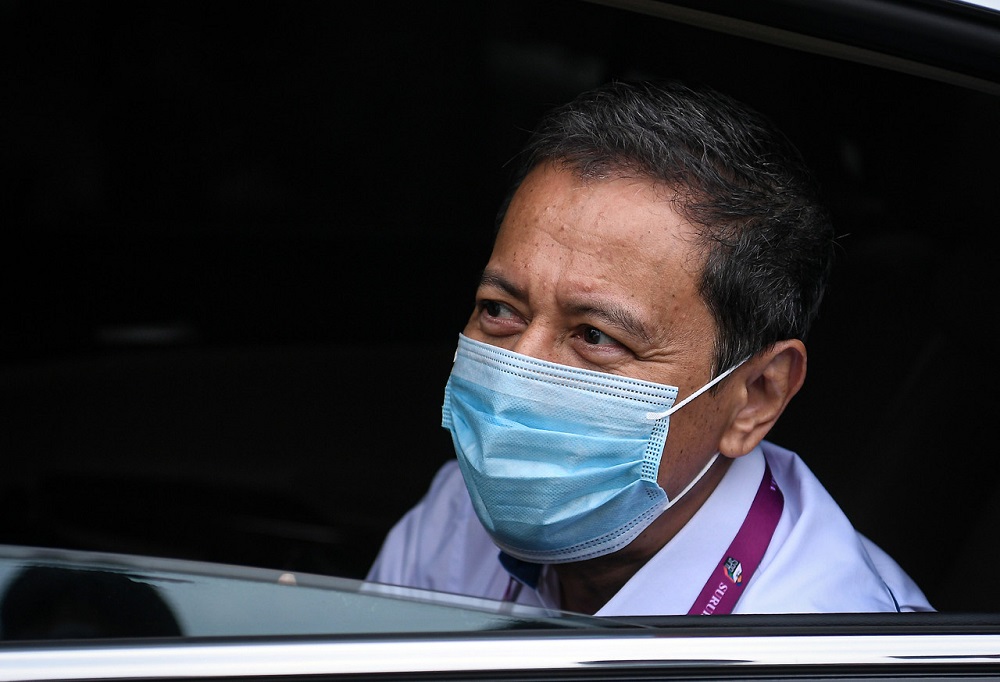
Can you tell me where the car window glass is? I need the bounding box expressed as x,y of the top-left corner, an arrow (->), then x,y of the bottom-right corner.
0,548 -> 624,639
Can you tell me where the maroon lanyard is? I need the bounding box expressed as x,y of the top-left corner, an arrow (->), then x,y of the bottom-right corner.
688,460 -> 783,615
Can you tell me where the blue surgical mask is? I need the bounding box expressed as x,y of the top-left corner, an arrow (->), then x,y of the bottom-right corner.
441,334 -> 743,564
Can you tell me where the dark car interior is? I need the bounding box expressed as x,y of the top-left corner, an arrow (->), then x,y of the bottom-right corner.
3,0 -> 1000,613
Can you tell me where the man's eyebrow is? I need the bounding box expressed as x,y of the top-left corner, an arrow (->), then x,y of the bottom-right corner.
477,271 -> 526,300
478,269 -> 653,344
568,302 -> 654,345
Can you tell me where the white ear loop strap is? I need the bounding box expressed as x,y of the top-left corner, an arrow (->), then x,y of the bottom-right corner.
645,357 -> 750,421
662,452 -> 719,509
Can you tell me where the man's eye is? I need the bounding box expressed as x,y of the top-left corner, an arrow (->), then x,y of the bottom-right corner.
582,326 -> 617,345
482,301 -> 514,318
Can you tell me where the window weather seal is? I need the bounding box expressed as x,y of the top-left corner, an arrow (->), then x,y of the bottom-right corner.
584,0 -> 1000,95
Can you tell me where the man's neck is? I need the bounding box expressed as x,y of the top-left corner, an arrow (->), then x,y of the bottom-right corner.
553,456 -> 732,615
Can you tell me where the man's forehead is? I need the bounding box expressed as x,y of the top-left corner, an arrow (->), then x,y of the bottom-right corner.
492,194 -> 705,289
504,165 -> 697,240
487,163 -> 710,318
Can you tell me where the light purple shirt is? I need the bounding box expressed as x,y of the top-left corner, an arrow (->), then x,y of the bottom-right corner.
366,442 -> 933,615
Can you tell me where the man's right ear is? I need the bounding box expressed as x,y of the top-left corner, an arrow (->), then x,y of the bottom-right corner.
719,340 -> 807,458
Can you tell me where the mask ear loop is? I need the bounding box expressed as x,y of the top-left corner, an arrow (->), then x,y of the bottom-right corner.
644,357 -> 750,421
648,357 -> 750,508
662,452 -> 720,509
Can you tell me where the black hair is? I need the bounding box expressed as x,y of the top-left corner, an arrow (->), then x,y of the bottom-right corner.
498,80 -> 835,374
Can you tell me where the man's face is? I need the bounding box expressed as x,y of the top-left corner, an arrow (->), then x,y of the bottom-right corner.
463,163 -> 736,496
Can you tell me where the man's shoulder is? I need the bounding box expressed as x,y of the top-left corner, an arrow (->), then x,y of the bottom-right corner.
389,458 -> 475,539
366,459 -> 502,593
744,441 -> 932,613
425,458 -> 467,497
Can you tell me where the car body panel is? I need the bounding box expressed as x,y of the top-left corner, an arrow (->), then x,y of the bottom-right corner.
2,545 -> 1000,680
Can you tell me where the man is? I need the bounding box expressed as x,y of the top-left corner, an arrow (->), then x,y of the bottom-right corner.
367,80 -> 931,615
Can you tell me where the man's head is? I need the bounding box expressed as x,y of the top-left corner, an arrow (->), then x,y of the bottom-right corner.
453,80 -> 833,587
465,79 -> 834,479
496,80 -> 834,376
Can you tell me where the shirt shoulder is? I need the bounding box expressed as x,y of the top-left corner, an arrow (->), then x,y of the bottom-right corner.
740,442 -> 933,613
365,460 -> 508,597
858,533 -> 933,612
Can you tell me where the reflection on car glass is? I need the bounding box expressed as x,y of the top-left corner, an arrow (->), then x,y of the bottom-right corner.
1,566 -> 182,640
0,548 -> 634,641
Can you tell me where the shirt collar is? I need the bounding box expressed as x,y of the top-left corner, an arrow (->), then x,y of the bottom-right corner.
597,447 -> 766,616
497,551 -> 543,589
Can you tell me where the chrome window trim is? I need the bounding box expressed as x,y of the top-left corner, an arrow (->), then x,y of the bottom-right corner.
585,0 -> 1000,95
2,632 -> 999,680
